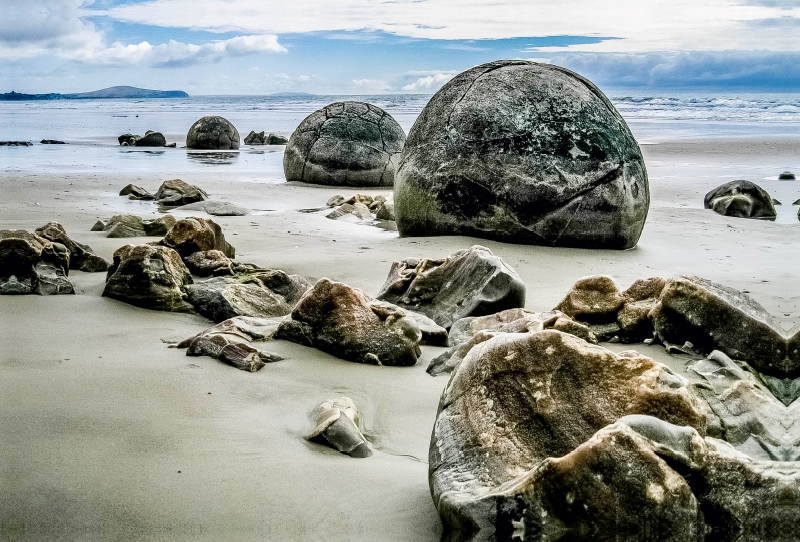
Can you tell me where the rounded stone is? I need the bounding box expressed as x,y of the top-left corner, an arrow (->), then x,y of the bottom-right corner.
186,116 -> 240,150
394,60 -> 649,249
283,101 -> 406,187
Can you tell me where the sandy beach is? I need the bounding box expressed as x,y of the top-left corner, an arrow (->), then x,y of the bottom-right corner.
2,137 -> 800,540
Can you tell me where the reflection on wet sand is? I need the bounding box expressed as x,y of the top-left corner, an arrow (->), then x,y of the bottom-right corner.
187,151 -> 240,165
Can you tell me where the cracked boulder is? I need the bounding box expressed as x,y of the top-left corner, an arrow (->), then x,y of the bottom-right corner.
160,217 -> 235,259
186,269 -> 311,323
0,229 -> 73,295
35,221 -> 110,272
275,278 -> 422,366
394,60 -> 649,249
102,244 -> 194,312
283,101 -> 406,187
376,245 -> 525,329
186,115 -> 239,150
430,329 -> 708,541
704,179 -> 776,220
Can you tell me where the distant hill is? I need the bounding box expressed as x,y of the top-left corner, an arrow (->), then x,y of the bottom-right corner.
0,86 -> 189,101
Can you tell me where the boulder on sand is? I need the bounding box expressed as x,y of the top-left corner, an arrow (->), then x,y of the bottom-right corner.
704,180 -> 776,220
275,278 -> 422,366
186,116 -> 239,150
243,131 -> 266,145
376,245 -> 525,329
160,217 -> 235,258
102,244 -> 194,312
153,179 -> 208,207
119,184 -> 154,200
283,101 -> 405,187
394,60 -> 649,249
0,229 -> 73,295
34,221 -> 110,272
307,397 -> 372,458
135,131 -> 166,147
102,214 -> 177,238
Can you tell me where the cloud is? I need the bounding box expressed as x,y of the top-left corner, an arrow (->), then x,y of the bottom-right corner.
105,0 -> 800,53
401,72 -> 455,92
550,50 -> 800,89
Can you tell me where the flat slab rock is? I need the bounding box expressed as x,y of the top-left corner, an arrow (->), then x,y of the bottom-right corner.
376,245 -> 525,329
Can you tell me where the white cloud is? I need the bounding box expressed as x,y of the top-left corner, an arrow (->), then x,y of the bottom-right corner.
105,0 -> 800,53
401,72 -> 455,91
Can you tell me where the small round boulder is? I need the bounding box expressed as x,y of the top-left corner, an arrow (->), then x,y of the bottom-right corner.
394,60 -> 649,249
283,101 -> 405,187
186,116 -> 240,150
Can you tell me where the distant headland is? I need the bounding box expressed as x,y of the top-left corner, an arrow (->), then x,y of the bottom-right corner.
0,86 -> 189,101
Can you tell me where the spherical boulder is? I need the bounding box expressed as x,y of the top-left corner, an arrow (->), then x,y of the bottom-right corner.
186,116 -> 239,150
394,60 -> 649,249
283,101 -> 405,187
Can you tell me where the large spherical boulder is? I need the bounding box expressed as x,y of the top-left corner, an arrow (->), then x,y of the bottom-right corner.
283,101 -> 405,187
186,116 -> 240,150
394,60 -> 649,249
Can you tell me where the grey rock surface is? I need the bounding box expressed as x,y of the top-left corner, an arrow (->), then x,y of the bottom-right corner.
186,115 -> 239,150
704,179 -> 776,220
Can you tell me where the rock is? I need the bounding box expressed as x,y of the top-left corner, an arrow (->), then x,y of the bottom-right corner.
307,397 -> 371,458
554,274 -> 626,322
134,131 -> 166,147
267,133 -> 288,145
119,184 -> 154,200
185,335 -> 267,372
345,194 -> 374,206
650,275 -> 793,377
326,195 -> 346,207
617,277 -> 666,342
153,179 -> 208,207
430,330 -> 707,541
370,300 -> 448,346
103,214 -> 177,238
374,201 -> 395,220
171,200 -> 251,216
118,133 -> 139,146
0,229 -> 74,295
283,101 -> 406,187
773,198 -> 782,205
275,278 -> 422,366
704,180 -> 776,220
0,141 -> 31,146
102,244 -> 194,312
351,202 -> 373,220
40,139 -> 65,144
376,245 -> 525,329
779,170 -> 796,180
176,315 -> 283,347
186,115 -> 240,150
186,270 -> 311,323
394,60 -> 649,249
448,308 -> 535,346
34,221 -> 110,272
326,203 -> 356,220
161,217 -> 234,258
243,130 -> 266,145
183,250 -> 233,276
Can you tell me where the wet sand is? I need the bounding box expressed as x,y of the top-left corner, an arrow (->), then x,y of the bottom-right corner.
2,138 -> 800,540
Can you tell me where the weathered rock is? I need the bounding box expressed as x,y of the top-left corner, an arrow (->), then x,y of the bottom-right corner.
176,315 -> 283,347
267,133 -> 288,145
134,131 -> 166,147
186,269 -> 311,323
554,274 -> 625,322
430,330 -> 707,541
704,180 -> 776,220
244,130 -> 266,145
394,60 -> 649,249
183,250 -> 233,276
0,141 -> 31,146
326,203 -> 356,220
376,245 -> 525,329
119,184 -> 154,200
370,300 -> 448,346
40,139 -> 65,144
616,277 -> 667,342
153,179 -> 208,207
172,200 -> 251,216
118,133 -> 139,146
275,278 -> 422,366
351,202 -> 373,220
161,217 -> 234,258
0,229 -> 73,295
90,221 -> 105,231
283,101 -> 406,187
103,214 -> 177,238
102,244 -> 194,312
34,221 -> 110,272
326,195 -> 346,207
375,201 -> 395,220
650,276 -> 793,377
185,335 -> 267,372
307,397 -> 371,458
186,116 -> 239,150
779,170 -> 796,180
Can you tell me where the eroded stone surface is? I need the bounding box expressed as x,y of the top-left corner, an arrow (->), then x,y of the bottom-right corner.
394,60 -> 649,248
153,179 -> 208,207
35,221 -> 109,272
283,101 -> 405,187
307,397 -> 372,458
376,245 -> 525,329
102,214 -> 177,238
186,116 -> 239,150
160,217 -> 235,258
0,229 -> 74,295
704,180 -> 776,220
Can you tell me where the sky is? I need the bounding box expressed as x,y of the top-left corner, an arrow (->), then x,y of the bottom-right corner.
3,0 -> 800,95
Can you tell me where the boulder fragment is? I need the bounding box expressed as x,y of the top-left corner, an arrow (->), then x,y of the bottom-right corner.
307,397 -> 371,458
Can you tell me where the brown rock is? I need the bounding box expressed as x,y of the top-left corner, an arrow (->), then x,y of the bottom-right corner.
119,184 -> 154,200
34,221 -> 109,272
161,217 -> 235,258
554,274 -> 625,322
153,179 -> 208,207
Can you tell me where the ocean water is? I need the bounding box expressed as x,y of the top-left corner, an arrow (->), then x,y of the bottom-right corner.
2,92 -> 800,178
